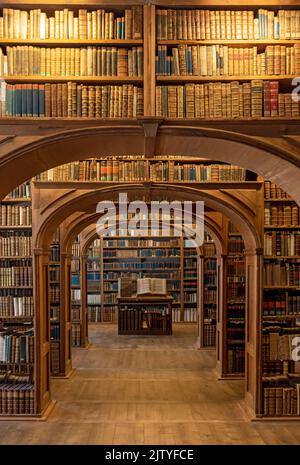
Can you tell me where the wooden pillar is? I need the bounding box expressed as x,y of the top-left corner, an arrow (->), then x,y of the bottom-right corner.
197,253 -> 205,348
33,247 -> 51,415
80,254 -> 89,347
60,251 -> 72,377
216,253 -> 227,378
244,247 -> 263,417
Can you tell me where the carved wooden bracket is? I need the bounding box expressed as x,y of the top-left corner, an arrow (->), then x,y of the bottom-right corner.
138,117 -> 163,158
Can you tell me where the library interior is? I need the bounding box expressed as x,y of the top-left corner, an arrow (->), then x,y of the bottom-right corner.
1,0 -> 300,445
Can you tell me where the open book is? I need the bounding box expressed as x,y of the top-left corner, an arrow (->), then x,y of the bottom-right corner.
137,278 -> 167,295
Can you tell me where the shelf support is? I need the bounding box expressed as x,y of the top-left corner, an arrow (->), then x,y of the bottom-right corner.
138,117 -> 163,158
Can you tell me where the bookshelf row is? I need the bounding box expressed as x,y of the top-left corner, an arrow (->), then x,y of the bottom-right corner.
36,159 -> 249,183
1,165 -> 300,417
1,7 -> 300,42
0,6 -> 300,121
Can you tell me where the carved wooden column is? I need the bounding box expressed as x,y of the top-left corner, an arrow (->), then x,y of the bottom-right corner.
244,247 -> 263,417
33,247 -> 52,415
60,251 -> 73,377
80,254 -> 89,347
216,253 -> 228,378
197,253 -> 205,348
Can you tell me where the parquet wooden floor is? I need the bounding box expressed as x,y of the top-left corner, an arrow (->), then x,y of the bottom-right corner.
1,324 -> 300,444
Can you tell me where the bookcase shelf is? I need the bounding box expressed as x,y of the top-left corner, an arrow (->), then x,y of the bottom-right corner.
157,39 -> 300,46
0,38 -> 143,46
0,181 -> 35,416
156,75 -> 298,82
4,76 -> 144,83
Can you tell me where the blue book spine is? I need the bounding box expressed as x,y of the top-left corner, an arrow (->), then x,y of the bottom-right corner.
15,85 -> 22,117
121,19 -> 125,40
21,85 -> 27,116
38,84 -> 45,116
5,84 -> 11,116
32,84 -> 39,117
26,84 -> 33,117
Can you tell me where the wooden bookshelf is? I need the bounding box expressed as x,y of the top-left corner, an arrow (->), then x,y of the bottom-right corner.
262,179 -> 300,417
198,232 -> 217,348
0,181 -> 35,416
1,0 -> 300,423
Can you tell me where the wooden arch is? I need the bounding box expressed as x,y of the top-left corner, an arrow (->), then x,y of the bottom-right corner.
33,183 -> 261,252
1,121 -> 300,203
33,182 -> 262,418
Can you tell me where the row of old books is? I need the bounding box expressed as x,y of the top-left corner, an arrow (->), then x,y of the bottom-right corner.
204,307 -> 216,319
264,181 -> 290,200
203,242 -> 216,256
263,292 -> 300,316
0,328 -> 34,363
156,9 -> 300,40
103,249 -> 179,258
104,294 -> 117,304
0,205 -> 31,226
50,341 -> 60,374
263,385 -> 299,416
204,274 -> 216,287
184,308 -> 197,322
265,331 -> 300,360
0,265 -> 32,287
262,360 -> 284,376
149,162 -> 246,182
50,324 -> 60,341
172,308 -> 181,322
156,81 -> 300,118
156,44 -> 300,76
49,287 -> 60,303
88,306 -> 101,323
0,295 -> 33,317
0,384 -> 34,415
5,183 -> 31,200
204,289 -> 217,303
87,294 -> 101,306
227,259 -> 245,276
3,83 -> 144,118
184,292 -> 197,303
228,237 -> 245,255
72,242 -> 80,257
50,245 -> 60,262
184,258 -> 196,268
264,204 -> 300,226
50,306 -> 60,322
204,259 -> 217,272
103,281 -> 118,292
0,232 -> 32,257
4,46 -> 143,77
71,324 -> 81,347
264,261 -> 300,286
203,322 -> 216,347
71,288 -> 80,304
102,307 -> 116,323
119,309 -> 143,332
0,7 -> 143,40
105,238 -> 180,247
227,304 -> 245,320
49,267 -> 60,282
227,347 -> 245,374
36,159 -> 247,183
1,82 -> 143,118
103,261 -> 179,270
264,232 -> 300,257
227,281 -> 245,302
184,270 -> 197,279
